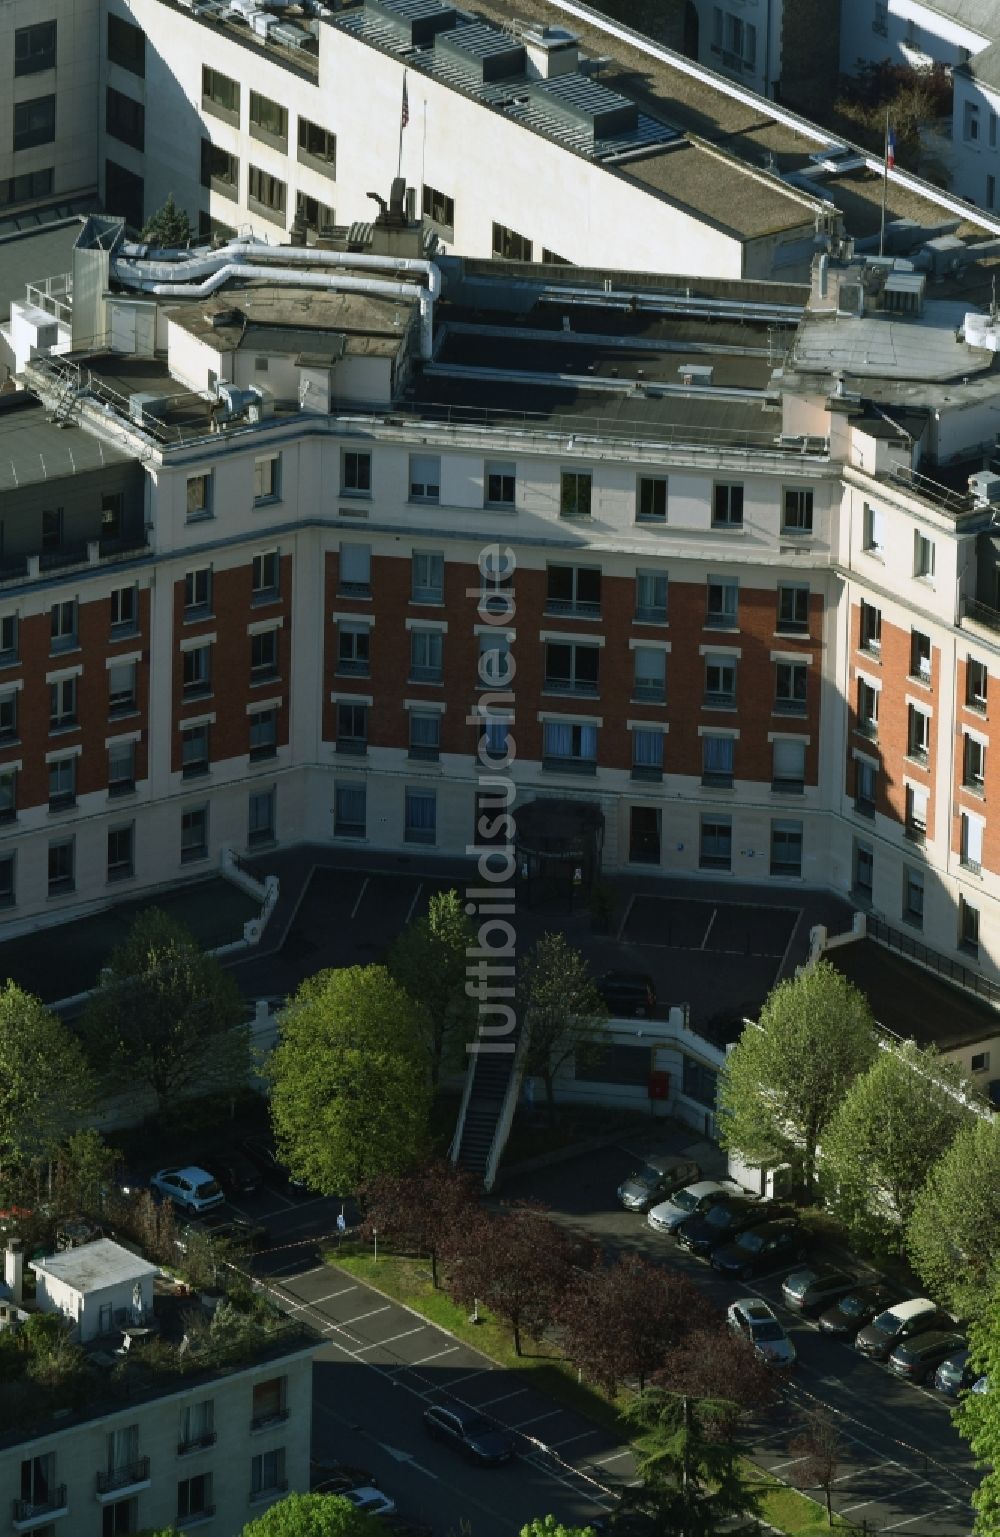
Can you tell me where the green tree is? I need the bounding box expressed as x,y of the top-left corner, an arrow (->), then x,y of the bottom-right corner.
718,961 -> 876,1200
266,966 -> 432,1194
83,909 -> 248,1116
0,982 -> 94,1172
387,888 -> 477,1083
242,1492 -> 382,1536
624,1388 -> 762,1537
518,933 -> 608,1123
822,1042 -> 972,1249
140,193 -> 192,247
906,1114 -> 1000,1320
956,1279 -> 1000,1534
521,1520 -> 597,1537
53,1129 -> 118,1217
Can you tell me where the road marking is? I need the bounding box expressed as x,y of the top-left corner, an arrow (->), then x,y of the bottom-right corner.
285,1285 -> 357,1313
355,1326 -> 426,1351
475,1388 -> 529,1408
512,1412 -> 562,1430
881,1509 -> 957,1532
832,1460 -> 896,1483
700,908 -> 717,949
350,875 -> 370,920
442,1369 -> 490,1389
410,1345 -> 461,1366
404,882 -> 423,925
594,1450 -> 633,1465
769,1454 -> 810,1473
376,1441 -> 439,1480
337,1306 -> 392,1326
549,1430 -> 600,1450
776,905 -> 804,979
840,1498 -> 879,1515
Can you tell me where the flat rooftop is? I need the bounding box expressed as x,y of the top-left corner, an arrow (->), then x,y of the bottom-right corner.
32,1238 -> 158,1293
165,284 -> 417,360
792,300 -> 995,384
624,139 -> 820,241
0,394 -> 137,493
827,939 -> 1000,1053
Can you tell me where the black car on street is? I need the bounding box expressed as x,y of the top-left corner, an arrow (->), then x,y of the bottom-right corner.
423,1403 -> 514,1465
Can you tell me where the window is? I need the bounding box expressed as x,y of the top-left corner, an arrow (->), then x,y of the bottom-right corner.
409,454 -> 440,503
632,727 -> 664,781
248,789 -> 275,848
0,852 -> 16,908
250,1449 -> 286,1501
961,810 -> 984,873
50,676 -> 77,730
180,807 -> 208,863
967,657 -> 988,711
295,191 -> 336,234
860,601 -> 881,654
960,896 -> 980,955
782,487 -> 813,534
179,1401 -> 215,1456
545,642 -> 599,696
183,645 -> 212,698
14,96 -> 56,151
108,13 -> 145,75
704,654 -> 736,707
184,567 -> 212,616
334,782 -> 366,838
252,549 -> 279,600
200,139 -> 239,199
248,165 -> 287,223
910,630 -> 931,682
775,661 -> 807,715
341,451 -> 371,496
48,838 -> 74,894
972,1050 -> 990,1073
633,647 -> 666,702
712,483 -> 743,528
249,91 -> 288,149
0,767 -> 16,824
50,599 -> 77,652
177,1472 -> 212,1523
186,473 -> 212,521
699,815 -> 732,870
702,734 -> 734,788
105,160 -> 144,230
48,756 -> 76,811
637,475 -> 667,522
250,629 -> 279,682
110,585 -> 137,634
338,544 -> 371,597
249,707 -> 278,761
405,788 -> 437,845
772,737 -> 805,793
0,614 -> 18,666
855,757 -> 877,816
862,502 -> 885,556
914,530 -> 936,580
16,20 -> 57,75
107,823 -> 134,882
777,584 -> 809,635
964,733 -> 986,792
854,839 -> 874,896
905,783 -> 928,844
181,722 -> 210,778
706,576 -> 738,628
298,117 -> 336,174
770,820 -> 803,877
254,454 -> 281,505
102,1496 -> 137,1537
106,87 -> 144,151
41,507 -> 63,552
478,632 -> 511,689
857,678 -> 878,739
108,739 -> 136,795
491,222 -> 532,261
0,167 -> 54,207
108,660 -> 137,717
422,184 -> 454,228
965,102 -> 981,143
337,622 -> 370,676
409,710 -> 441,761
410,629 -> 443,683
412,551 -> 444,604
485,461 -> 515,507
202,66 -> 240,124
907,705 -> 929,762
543,720 -> 598,772
546,565 -> 600,617
336,701 -> 367,755
635,569 -> 668,623
0,691 -> 15,742
560,470 -> 592,519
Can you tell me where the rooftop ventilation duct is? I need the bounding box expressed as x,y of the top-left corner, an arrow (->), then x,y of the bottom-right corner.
364,0 -> 457,47
523,23 -> 579,79
970,470 -> 1000,507
528,73 -> 638,140
435,23 -> 525,82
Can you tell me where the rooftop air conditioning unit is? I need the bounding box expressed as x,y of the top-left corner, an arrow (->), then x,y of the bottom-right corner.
270,20 -> 312,46
969,470 -> 1000,507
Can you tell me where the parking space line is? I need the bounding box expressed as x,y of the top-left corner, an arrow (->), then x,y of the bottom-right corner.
595,1450 -> 633,1465
840,1498 -> 880,1515
355,1326 -> 426,1351
404,882 -> 423,926
616,893 -> 635,942
350,876 -> 370,920
881,1509 -> 957,1532
410,1345 -> 460,1366
549,1430 -> 600,1450
476,1388 -> 528,1409
512,1412 -> 562,1430
443,1369 -> 491,1389
699,908 -> 717,949
285,1286 -> 357,1313
337,1306 -> 392,1325
770,1454 -> 810,1473
833,1460 -> 896,1483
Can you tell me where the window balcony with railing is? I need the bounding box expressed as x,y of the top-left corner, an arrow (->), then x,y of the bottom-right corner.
249,1481 -> 289,1505
961,854 -> 983,876
96,1458 -> 150,1499
855,719 -> 878,742
178,1505 -> 216,1528
544,598 -> 600,620
773,696 -> 807,717
904,821 -> 927,846
13,1487 -> 68,1530
632,681 -> 665,703
701,769 -> 734,789
334,739 -> 367,757
543,676 -> 599,698
542,755 -> 597,776
178,1432 -> 218,1457
631,764 -> 663,782
250,1408 -> 289,1433
703,690 -> 736,709
772,775 -> 804,795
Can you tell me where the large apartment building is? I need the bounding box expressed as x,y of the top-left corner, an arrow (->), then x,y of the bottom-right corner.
0,0 -> 100,217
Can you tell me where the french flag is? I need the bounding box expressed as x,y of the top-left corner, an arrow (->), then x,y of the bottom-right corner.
886,124 -> 896,169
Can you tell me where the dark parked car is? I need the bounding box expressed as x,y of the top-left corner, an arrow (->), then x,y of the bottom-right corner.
855,1298 -> 952,1361
890,1330 -> 967,1384
214,1152 -> 262,1198
618,1154 -> 702,1212
595,971 -> 657,1018
174,1211 -> 269,1255
310,1460 -> 379,1494
817,1282 -> 897,1336
781,1266 -> 861,1315
934,1348 -> 978,1397
239,1136 -> 306,1191
423,1403 -> 514,1465
676,1195 -> 768,1258
711,1218 -> 807,1281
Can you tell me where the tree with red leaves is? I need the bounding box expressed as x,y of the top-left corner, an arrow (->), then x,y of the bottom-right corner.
558,1253 -> 717,1394
359,1160 -> 478,1288
444,1203 -> 589,1356
653,1324 -> 780,1440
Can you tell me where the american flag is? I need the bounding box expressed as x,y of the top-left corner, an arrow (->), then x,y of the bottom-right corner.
401,74 -> 409,130
886,124 -> 896,169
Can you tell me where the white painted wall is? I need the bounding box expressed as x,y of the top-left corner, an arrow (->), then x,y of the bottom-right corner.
840,0 -> 990,77
0,0 -> 100,211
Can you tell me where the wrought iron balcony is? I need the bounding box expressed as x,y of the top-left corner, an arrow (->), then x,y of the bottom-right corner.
96,1458 -> 150,1497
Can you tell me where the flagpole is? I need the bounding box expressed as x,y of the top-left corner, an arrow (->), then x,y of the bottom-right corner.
880,107 -> 889,257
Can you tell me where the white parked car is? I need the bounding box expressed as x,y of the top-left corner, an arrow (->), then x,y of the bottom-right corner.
647,1179 -> 742,1234
150,1166 -> 225,1214
727,1297 -> 797,1369
343,1486 -> 397,1516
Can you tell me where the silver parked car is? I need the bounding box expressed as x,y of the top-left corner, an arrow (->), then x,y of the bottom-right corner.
647,1179 -> 742,1234
727,1297 -> 797,1369
618,1155 -> 701,1213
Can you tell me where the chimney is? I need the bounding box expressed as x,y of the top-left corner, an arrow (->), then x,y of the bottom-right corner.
5,1241 -> 23,1304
